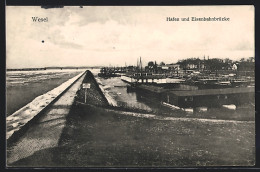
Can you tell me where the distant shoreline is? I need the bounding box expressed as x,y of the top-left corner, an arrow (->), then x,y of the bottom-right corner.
6,67 -> 101,71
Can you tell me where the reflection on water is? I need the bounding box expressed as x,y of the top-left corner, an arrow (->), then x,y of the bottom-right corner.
96,77 -> 152,111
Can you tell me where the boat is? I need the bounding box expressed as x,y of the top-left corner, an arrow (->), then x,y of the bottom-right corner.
98,67 -> 119,78
121,57 -> 185,86
230,79 -> 250,87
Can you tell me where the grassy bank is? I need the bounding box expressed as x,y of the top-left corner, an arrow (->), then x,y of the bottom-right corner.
12,103 -> 255,167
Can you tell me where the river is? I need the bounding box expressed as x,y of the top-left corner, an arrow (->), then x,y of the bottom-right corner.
6,69 -> 86,116
93,73 -> 255,121
6,69 -> 255,121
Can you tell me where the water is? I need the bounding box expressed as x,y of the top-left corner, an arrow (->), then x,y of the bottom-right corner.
95,76 -> 255,121
96,76 -> 152,111
6,72 -> 85,139
6,69 -> 86,116
6,68 -> 255,120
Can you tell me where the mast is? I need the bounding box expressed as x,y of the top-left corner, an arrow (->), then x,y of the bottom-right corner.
140,57 -> 142,74
137,59 -> 139,72
140,56 -> 143,82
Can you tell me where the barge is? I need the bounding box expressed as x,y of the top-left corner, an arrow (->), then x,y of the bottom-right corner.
135,86 -> 254,108
121,73 -> 185,88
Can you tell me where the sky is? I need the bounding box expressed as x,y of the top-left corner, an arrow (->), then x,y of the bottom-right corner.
6,6 -> 254,68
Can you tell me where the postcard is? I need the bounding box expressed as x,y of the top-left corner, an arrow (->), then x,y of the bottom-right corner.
6,5 -> 255,167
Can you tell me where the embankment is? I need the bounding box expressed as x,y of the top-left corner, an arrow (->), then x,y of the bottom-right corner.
11,102 -> 255,167
8,70 -> 255,167
75,70 -> 109,106
7,71 -> 86,141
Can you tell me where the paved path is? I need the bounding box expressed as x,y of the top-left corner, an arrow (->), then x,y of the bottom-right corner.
7,73 -> 86,165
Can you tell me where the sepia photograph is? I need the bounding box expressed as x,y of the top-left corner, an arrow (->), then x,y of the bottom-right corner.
6,5 -> 255,167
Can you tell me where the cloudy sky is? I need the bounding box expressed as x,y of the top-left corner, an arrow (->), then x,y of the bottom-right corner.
6,6 -> 254,68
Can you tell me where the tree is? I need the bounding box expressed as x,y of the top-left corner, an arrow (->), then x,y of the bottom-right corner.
177,60 -> 188,70
224,58 -> 232,64
248,57 -> 254,62
160,61 -> 165,66
204,58 -> 223,71
148,61 -> 154,67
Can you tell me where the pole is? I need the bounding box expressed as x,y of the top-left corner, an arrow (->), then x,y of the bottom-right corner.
85,88 -> 87,103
